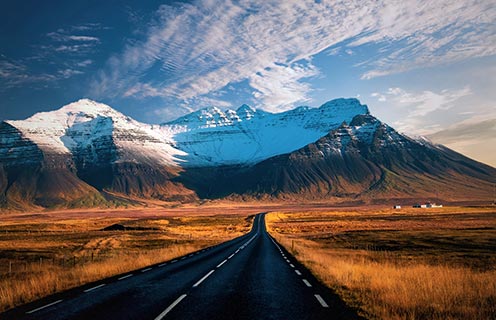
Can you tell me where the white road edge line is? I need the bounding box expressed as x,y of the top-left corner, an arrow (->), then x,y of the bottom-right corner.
217,259 -> 227,268
141,268 -> 152,273
154,294 -> 187,320
314,294 -> 329,308
295,270 -> 302,276
26,299 -> 63,314
83,284 -> 106,293
118,274 -> 133,280
193,270 -> 215,287
302,279 -> 312,287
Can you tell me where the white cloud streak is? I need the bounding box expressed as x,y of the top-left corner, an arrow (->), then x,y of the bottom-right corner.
388,86 -> 472,117
374,86 -> 473,135
0,22 -> 105,90
47,32 -> 100,43
0,57 -> 56,88
91,0 -> 495,112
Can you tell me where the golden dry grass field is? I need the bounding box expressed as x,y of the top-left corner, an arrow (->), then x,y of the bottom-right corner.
266,206 -> 496,320
0,211 -> 254,312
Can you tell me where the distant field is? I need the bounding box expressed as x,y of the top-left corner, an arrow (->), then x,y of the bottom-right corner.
0,212 -> 253,312
266,206 -> 496,320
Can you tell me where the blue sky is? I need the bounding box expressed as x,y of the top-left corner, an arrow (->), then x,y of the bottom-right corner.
1,1 -> 495,163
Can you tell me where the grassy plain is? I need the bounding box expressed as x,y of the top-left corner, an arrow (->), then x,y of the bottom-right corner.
0,210 -> 254,312
266,206 -> 496,320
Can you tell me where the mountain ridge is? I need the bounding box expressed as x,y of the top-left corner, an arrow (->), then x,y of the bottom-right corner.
176,113 -> 495,201
164,98 -> 370,166
1,98 -> 494,210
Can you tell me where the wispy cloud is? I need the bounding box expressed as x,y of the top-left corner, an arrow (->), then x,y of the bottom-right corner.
249,62 -> 319,112
372,86 -> 473,135
67,35 -> 100,42
47,32 -> 100,43
54,43 -> 97,53
358,2 -> 496,79
371,92 -> 386,102
46,29 -> 101,55
58,69 -> 84,78
0,22 -> 105,89
91,0 -> 495,112
71,23 -> 107,32
0,56 -> 56,89
76,59 -> 93,67
0,56 -> 88,89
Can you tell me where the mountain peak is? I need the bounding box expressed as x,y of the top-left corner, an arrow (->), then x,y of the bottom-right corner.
236,104 -> 254,113
319,98 -> 369,115
349,113 -> 378,127
236,104 -> 258,120
58,99 -> 121,117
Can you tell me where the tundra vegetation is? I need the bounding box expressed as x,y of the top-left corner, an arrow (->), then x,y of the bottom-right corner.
266,206 -> 496,320
0,212 -> 253,312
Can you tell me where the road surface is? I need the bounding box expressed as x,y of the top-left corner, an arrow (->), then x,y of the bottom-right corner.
2,213 -> 362,320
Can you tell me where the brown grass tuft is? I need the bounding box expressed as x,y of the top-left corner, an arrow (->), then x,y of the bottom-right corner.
266,208 -> 496,320
0,213 -> 252,312
0,245 -> 201,311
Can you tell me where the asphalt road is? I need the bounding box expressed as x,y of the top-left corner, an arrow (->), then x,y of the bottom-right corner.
2,213 -> 362,320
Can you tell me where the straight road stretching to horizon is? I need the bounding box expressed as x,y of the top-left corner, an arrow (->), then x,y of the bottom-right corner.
2,213 -> 362,320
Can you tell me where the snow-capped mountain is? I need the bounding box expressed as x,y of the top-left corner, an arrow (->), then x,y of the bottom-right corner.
163,98 -> 369,166
0,99 -> 193,209
6,99 -> 185,166
1,98 -> 495,209
173,112 -> 495,200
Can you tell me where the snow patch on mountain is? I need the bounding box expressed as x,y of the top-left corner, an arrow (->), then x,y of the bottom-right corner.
7,99 -> 185,165
3,98 -> 372,167
163,98 -> 369,166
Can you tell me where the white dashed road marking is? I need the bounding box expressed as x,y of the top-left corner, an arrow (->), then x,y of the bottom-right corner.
26,300 -> 63,314
193,270 -> 215,288
154,294 -> 188,320
302,279 -> 312,287
217,259 -> 227,268
295,270 -> 302,276
314,294 -> 329,308
141,268 -> 152,273
118,274 -> 133,280
83,284 -> 106,293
